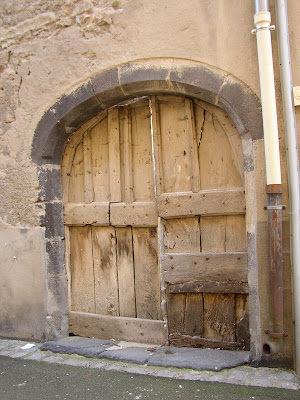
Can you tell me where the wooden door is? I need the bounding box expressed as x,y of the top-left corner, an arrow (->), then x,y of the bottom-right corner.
62,95 -> 250,349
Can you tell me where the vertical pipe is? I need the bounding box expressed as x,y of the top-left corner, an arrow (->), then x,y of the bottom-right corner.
253,1 -> 286,355
275,0 -> 300,374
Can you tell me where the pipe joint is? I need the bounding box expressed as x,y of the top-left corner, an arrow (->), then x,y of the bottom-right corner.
252,11 -> 275,34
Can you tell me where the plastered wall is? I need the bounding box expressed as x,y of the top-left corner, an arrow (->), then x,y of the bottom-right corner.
0,0 -> 299,367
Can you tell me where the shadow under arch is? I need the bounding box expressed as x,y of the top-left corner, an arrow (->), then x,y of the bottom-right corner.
31,58 -> 263,363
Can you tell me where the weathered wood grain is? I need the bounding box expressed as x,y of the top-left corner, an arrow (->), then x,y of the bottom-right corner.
133,228 -> 162,320
110,202 -> 158,227
69,311 -> 165,344
92,227 -> 119,316
108,108 -> 121,202
69,226 -> 95,313
158,188 -> 246,218
83,131 -> 94,203
63,202 -> 109,226
68,140 -> 85,202
116,227 -> 136,318
131,102 -> 155,201
162,252 -> 248,285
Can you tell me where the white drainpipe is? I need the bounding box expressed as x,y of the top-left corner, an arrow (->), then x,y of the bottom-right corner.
253,0 -> 282,186
275,0 -> 300,375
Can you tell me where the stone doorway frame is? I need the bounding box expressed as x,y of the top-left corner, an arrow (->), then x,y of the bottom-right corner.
31,58 -> 263,363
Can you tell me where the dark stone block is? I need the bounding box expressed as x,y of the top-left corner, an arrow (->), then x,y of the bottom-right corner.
91,67 -> 120,96
37,167 -> 62,201
218,77 -> 263,140
45,239 -> 65,275
51,81 -> 98,121
31,109 -> 59,164
101,347 -> 151,364
119,63 -> 169,86
169,65 -> 224,97
40,202 -> 64,239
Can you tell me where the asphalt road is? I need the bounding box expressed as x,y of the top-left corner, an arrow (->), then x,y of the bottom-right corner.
0,356 -> 299,400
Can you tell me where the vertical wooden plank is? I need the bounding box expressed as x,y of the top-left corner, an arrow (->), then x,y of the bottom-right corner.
184,294 -> 204,336
159,97 -> 192,193
123,107 -> 134,203
201,215 -> 236,343
164,217 -> 203,339
91,116 -> 110,202
92,226 -> 119,316
69,226 -> 95,313
68,141 -> 85,202
185,98 -> 200,193
199,110 -> 242,190
83,130 -> 94,203
108,108 -> 121,202
236,294 -> 250,349
163,217 -> 200,253
116,227 -> 136,318
131,103 -> 155,201
201,216 -> 227,253
203,293 -> 236,342
167,293 -> 186,334
150,96 -> 164,196
226,215 -> 247,252
133,227 -> 162,320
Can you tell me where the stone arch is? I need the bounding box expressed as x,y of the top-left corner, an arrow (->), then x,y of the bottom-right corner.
32,59 -> 262,362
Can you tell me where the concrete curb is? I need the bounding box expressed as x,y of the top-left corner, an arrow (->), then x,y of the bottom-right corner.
0,338 -> 299,390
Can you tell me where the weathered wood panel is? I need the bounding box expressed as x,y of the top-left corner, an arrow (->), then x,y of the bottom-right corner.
91,117 -> 110,202
116,227 -> 136,318
197,108 -> 243,189
110,202 -> 158,227
108,108 -> 121,202
185,98 -> 200,193
83,131 -> 94,203
167,293 -> 203,336
133,228 -> 162,320
201,216 -> 226,253
92,227 -> 119,316
226,215 -> 247,252
159,97 -> 192,193
158,188 -> 246,218
163,217 -> 200,253
131,102 -> 155,201
63,202 -> 109,226
203,293 -> 236,342
162,253 -> 248,285
69,312 -> 165,344
68,141 -> 85,202
69,226 -> 95,313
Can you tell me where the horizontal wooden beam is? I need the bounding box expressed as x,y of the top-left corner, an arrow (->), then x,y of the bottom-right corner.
69,311 -> 165,345
64,202 -> 109,226
162,252 -> 248,293
158,188 -> 246,218
110,202 -> 158,226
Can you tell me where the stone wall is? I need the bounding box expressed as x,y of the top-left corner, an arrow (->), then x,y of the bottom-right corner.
0,0 -> 299,367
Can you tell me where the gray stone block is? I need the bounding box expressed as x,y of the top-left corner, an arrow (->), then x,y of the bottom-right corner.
101,347 -> 152,364
147,347 -> 250,371
40,337 -> 114,358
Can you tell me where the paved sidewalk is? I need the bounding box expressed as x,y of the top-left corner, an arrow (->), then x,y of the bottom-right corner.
0,337 -> 299,391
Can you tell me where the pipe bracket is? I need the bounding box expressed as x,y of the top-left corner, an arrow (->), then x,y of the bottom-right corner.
265,330 -> 288,339
264,205 -> 286,210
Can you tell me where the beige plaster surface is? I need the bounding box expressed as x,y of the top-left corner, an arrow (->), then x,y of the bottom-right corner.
0,227 -> 47,340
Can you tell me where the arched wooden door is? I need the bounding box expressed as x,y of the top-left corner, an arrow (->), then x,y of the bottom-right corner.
62,95 -> 250,349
